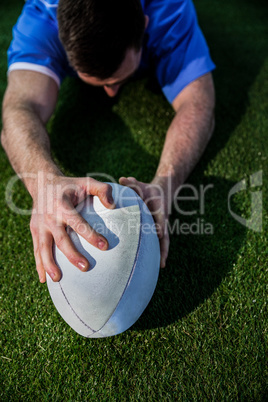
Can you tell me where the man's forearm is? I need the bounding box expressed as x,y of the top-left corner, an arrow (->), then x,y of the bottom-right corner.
1,71 -> 61,197
155,100 -> 214,191
1,105 -> 61,197
154,74 -> 215,194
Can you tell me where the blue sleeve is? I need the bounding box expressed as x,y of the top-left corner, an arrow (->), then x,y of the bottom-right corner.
142,0 -> 215,103
7,1 -> 75,85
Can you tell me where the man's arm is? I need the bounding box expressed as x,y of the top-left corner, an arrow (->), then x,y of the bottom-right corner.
156,72 -> 215,191
1,70 -> 114,282
1,70 -> 60,183
120,72 -> 215,267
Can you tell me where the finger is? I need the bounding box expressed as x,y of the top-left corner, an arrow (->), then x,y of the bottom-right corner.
31,222 -> 46,283
80,179 -> 115,209
53,227 -> 90,272
38,230 -> 62,282
160,233 -> 170,268
33,238 -> 46,283
119,176 -> 137,184
119,176 -> 137,186
152,209 -> 167,240
152,212 -> 169,268
35,249 -> 46,283
65,208 -> 109,251
119,177 -> 144,199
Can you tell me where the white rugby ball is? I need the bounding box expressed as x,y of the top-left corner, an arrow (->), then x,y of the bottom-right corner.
46,183 -> 160,337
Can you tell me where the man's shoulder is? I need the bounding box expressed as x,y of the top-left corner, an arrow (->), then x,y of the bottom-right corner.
142,0 -> 196,47
32,0 -> 59,8
28,0 -> 59,21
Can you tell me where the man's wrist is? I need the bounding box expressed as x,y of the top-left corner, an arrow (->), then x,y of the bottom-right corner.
152,167 -> 183,194
23,164 -> 63,199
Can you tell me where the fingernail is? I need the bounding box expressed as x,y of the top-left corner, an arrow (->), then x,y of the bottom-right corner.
98,240 -> 106,250
78,261 -> 87,270
49,272 -> 55,279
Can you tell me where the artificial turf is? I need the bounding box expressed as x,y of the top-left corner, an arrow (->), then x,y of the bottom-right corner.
0,0 -> 267,400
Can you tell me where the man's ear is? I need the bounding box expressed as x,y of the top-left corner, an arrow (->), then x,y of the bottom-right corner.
145,15 -> 149,29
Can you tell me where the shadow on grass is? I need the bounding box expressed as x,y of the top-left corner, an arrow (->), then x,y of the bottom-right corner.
48,0 -> 265,331
49,79 -> 158,181
134,176 -> 247,330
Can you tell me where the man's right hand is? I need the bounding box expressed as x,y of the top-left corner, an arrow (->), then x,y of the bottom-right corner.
29,175 -> 115,283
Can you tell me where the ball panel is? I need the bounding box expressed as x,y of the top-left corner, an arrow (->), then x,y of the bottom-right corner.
46,276 -> 95,337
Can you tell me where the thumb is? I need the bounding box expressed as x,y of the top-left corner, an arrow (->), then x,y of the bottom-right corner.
119,176 -> 137,185
119,176 -> 144,199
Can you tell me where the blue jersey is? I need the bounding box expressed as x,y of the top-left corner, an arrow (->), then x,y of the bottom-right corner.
8,0 -> 215,103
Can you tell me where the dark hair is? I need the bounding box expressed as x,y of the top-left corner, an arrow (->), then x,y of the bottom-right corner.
58,0 -> 145,79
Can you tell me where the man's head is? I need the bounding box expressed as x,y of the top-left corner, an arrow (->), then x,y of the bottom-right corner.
58,0 -> 146,96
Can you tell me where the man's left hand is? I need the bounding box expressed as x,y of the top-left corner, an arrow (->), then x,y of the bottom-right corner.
119,176 -> 170,268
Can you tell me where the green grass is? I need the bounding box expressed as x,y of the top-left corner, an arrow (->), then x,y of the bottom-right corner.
0,0 -> 267,400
